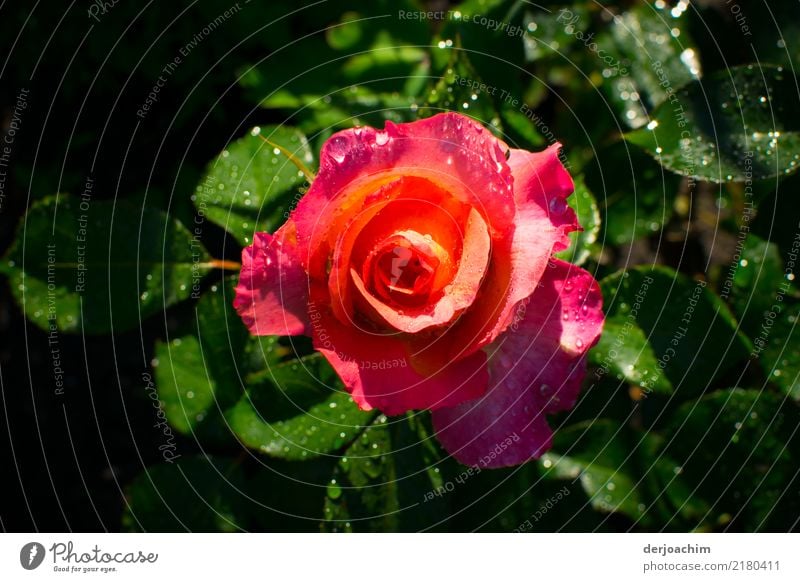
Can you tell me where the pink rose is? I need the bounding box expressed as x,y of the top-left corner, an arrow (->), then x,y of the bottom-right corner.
234,112 -> 604,467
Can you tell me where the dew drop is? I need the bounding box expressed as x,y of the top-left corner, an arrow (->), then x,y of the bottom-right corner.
328,136 -> 349,163
549,197 -> 568,214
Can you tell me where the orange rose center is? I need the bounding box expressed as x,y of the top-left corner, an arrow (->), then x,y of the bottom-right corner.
325,175 -> 490,334
368,232 -> 442,307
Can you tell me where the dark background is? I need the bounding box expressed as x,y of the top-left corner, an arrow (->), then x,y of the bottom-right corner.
0,0 -> 317,531
1,0 -> 798,532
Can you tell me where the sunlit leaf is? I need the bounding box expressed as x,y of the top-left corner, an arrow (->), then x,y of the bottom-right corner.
194,126 -> 314,246
626,65 -> 800,182
597,2 -> 699,129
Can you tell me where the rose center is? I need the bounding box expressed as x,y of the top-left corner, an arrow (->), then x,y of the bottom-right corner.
366,232 -> 443,307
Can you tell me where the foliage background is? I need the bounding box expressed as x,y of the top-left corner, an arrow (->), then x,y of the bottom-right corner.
1,0 -> 798,532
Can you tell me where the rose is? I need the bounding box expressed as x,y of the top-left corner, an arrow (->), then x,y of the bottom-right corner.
234,113 -> 604,467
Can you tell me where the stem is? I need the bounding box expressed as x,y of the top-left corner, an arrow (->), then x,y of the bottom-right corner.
203,259 -> 241,271
258,134 -> 316,183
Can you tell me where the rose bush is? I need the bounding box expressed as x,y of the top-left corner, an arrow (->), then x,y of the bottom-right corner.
234,112 -> 604,468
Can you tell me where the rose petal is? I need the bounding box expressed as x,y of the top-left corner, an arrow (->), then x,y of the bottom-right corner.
233,224 -> 309,336
310,307 -> 489,415
508,142 -> 578,254
432,259 -> 604,468
291,112 -> 515,272
410,143 -> 579,369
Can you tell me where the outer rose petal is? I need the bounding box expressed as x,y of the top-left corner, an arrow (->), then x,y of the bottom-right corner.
310,308 -> 489,415
233,225 -> 308,336
432,259 -> 603,468
508,142 -> 578,254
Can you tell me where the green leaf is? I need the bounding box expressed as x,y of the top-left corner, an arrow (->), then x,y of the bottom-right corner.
154,279 -> 253,442
226,355 -> 375,460
322,415 -> 397,532
745,3 -> 800,70
322,413 -> 448,532
753,304 -> 800,402
601,266 -> 751,397
597,2 -> 699,129
194,126 -> 314,246
447,463 -> 597,532
194,278 -> 252,388
122,456 -> 248,532
4,195 -> 209,334
420,47 -> 501,129
500,105 -> 546,148
326,11 -> 364,51
751,176 -> 800,266
587,143 -> 679,245
729,234 -> 790,334
637,433 -> 711,530
589,318 -> 673,395
247,457 -> 336,531
299,91 -> 421,140
626,65 -> 800,182
556,176 -> 600,265
522,6 -> 590,63
155,336 -> 219,436
664,388 -> 800,530
541,420 -> 648,523
721,234 -> 800,400
435,1 -> 527,98
238,2 -> 429,132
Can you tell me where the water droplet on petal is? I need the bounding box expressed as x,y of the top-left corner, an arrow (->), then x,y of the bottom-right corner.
328,136 -> 349,163
375,131 -> 390,146
549,197 -> 568,214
